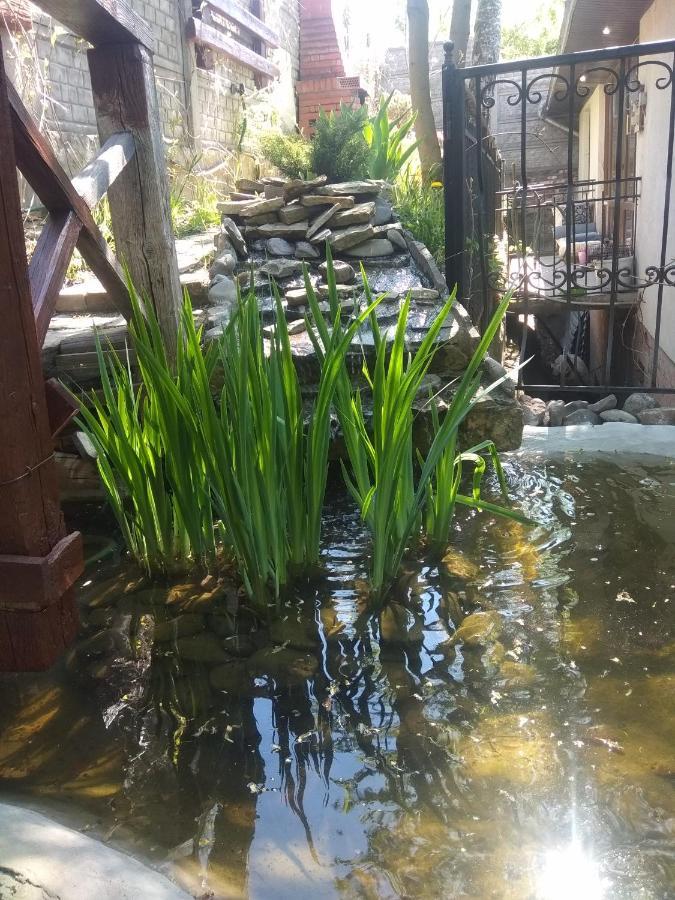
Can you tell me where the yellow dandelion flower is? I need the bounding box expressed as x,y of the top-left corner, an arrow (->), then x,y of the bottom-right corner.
431,181 -> 443,188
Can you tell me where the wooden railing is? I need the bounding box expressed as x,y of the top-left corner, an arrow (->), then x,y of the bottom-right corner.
0,0 -> 182,672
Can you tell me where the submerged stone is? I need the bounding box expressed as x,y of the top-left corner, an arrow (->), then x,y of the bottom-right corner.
175,633 -> 230,664
450,610 -> 502,648
247,647 -> 318,685
379,602 -> 424,645
152,614 -> 205,643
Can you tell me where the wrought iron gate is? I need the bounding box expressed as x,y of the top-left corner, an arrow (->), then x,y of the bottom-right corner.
442,38 -> 675,395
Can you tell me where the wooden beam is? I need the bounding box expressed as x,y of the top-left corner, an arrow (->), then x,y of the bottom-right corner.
72,131 -> 135,208
8,81 -> 131,320
31,0 -> 153,50
29,210 -> 82,343
88,41 -> 183,358
203,0 -> 279,48
0,50 -> 81,672
186,17 -> 279,79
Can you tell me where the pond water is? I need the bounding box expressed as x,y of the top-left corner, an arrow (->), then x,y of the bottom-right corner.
1,457 -> 674,899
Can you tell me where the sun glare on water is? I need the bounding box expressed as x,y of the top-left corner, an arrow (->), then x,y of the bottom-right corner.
536,842 -> 610,900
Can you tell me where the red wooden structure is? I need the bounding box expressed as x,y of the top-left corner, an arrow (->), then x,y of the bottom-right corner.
0,0 -> 182,672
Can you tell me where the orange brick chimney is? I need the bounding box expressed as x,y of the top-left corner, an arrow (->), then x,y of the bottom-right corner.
297,0 -> 363,135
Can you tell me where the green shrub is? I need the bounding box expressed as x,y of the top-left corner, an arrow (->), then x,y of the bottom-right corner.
310,103 -> 370,183
260,132 -> 312,179
393,172 -> 445,269
364,93 -> 419,181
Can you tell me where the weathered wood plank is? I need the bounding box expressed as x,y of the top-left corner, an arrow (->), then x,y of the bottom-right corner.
8,82 -> 132,320
44,378 -> 80,438
203,0 -> 279,48
186,17 -> 279,79
72,131 -> 135,208
0,50 -> 80,671
29,211 -> 82,343
88,41 -> 183,358
32,0 -> 153,49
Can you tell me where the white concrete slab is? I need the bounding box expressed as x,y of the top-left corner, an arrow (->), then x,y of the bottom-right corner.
516,423 -> 675,460
0,802 -> 190,900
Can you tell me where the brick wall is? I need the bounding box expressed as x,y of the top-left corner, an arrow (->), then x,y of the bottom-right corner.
0,0 -> 300,179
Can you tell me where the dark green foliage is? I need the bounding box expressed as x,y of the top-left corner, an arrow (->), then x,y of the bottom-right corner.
259,132 -> 312,179
310,103 -> 370,183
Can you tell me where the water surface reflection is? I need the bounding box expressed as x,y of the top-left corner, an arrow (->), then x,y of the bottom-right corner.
0,459 -> 674,899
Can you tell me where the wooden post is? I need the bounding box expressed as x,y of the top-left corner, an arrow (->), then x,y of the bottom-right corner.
88,41 -> 182,357
0,51 -> 82,672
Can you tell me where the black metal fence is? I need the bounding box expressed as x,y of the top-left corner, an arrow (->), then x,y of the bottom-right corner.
442,38 -> 675,394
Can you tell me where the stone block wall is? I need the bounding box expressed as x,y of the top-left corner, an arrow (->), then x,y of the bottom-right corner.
0,0 -> 300,181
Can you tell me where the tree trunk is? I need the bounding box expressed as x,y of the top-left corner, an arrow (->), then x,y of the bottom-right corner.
407,0 -> 442,179
472,0 -> 503,66
449,0 -> 472,66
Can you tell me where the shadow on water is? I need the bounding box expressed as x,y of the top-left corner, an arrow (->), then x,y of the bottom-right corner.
0,459 -> 675,898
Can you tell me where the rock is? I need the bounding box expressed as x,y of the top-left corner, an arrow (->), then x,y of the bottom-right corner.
408,287 -> 441,302
483,356 -> 515,396
207,612 -> 237,638
264,183 -> 286,199
269,617 -> 318,651
218,198 -> 262,216
331,202 -> 376,228
260,258 -> 302,278
589,394 -> 617,414
315,180 -> 381,196
520,395 -> 547,426
623,392 -> 660,416
220,633 -> 256,658
208,274 -> 237,305
229,192 -> 257,201
175,633 -> 230,664
301,194 -> 354,209
317,283 -> 355,298
209,248 -> 236,279
551,353 -> 590,384
283,174 -> 327,201
546,399 -> 566,426
329,224 -> 375,251
285,288 -> 309,307
287,318 -> 307,334
306,202 -> 342,240
243,213 -> 281,228
309,228 -> 332,246
153,614 -> 205,643
407,238 -> 448,295
248,221 -> 308,241
564,408 -> 601,426
209,660 -> 249,692
344,238 -> 395,257
220,217 -> 247,257
373,195 -> 393,226
279,203 -> 309,225
295,241 -> 320,260
498,660 -> 537,688
238,196 -> 285,218
563,400 -> 589,413
387,228 -> 408,250
247,646 -> 318,685
318,260 -> 355,283
379,602 -> 424,644
600,409 -> 638,423
637,407 -> 675,425
236,177 -> 264,193
266,237 -> 295,257
450,611 -> 502,648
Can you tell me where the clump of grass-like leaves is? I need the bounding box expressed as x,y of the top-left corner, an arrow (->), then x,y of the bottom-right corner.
76,271 -> 380,607
76,288 -> 219,576
311,250 -> 529,598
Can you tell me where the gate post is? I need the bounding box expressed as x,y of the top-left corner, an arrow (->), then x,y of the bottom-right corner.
0,51 -> 82,672
442,41 -> 466,301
